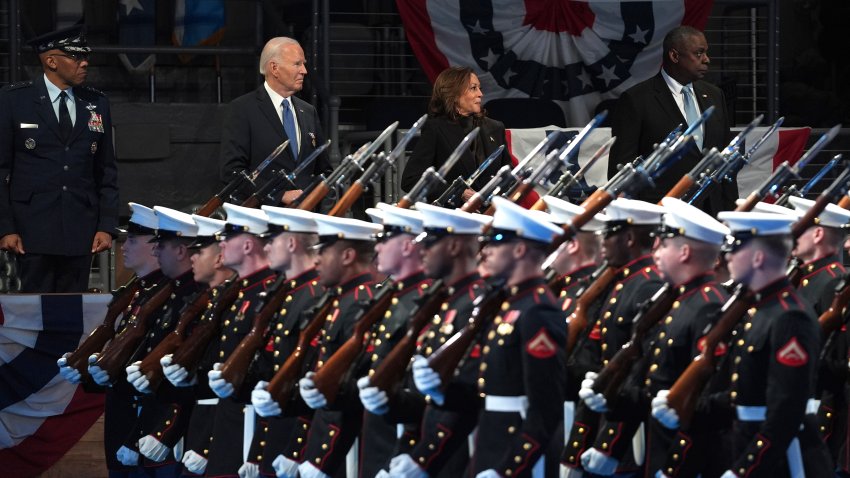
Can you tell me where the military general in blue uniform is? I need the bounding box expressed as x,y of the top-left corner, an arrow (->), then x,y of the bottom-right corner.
0,25 -> 118,292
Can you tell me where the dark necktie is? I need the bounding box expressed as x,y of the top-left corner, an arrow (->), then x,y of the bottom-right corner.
58,91 -> 72,142
282,99 -> 299,161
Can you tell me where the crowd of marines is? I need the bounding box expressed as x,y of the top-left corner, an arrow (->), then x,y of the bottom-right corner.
54,154 -> 850,478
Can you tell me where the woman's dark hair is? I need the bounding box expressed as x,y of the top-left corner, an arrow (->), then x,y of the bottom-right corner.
428,66 -> 485,122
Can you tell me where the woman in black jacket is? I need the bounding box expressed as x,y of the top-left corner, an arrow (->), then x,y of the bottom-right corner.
400,66 -> 512,202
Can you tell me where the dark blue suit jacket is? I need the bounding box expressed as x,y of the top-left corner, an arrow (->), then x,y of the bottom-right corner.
0,75 -> 118,255
218,86 -> 332,192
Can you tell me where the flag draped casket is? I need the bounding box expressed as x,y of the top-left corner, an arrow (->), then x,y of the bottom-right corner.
0,294 -> 111,476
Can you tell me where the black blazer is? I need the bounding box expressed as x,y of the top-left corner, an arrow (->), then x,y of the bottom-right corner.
608,73 -> 735,213
219,86 -> 332,191
401,115 -> 512,199
0,76 -> 118,255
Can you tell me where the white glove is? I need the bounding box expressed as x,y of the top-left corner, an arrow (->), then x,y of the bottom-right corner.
138,435 -> 170,462
251,381 -> 282,417
387,453 -> 428,478
651,390 -> 680,429
298,461 -> 332,478
358,376 -> 389,415
182,449 -> 208,474
720,471 -> 738,478
655,471 -> 672,478
116,445 -> 140,466
161,354 -> 196,387
208,362 -> 234,398
299,372 -> 327,409
476,470 -> 502,478
578,371 -> 608,412
238,461 -> 260,478
88,353 -> 112,386
580,447 -> 618,476
126,361 -> 153,394
57,353 -> 82,384
272,454 -> 300,478
411,355 -> 444,406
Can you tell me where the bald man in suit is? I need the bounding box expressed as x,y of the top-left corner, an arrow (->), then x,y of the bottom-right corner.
219,37 -> 331,206
607,26 -> 735,215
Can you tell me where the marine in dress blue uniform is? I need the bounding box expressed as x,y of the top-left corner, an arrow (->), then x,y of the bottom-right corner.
0,25 -> 118,292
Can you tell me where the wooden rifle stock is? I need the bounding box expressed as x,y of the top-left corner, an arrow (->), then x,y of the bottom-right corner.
734,192 -> 761,212
395,197 -> 414,209
328,183 -> 365,217
592,283 -> 677,401
665,285 -> 754,428
839,195 -> 850,210
296,182 -> 331,212
196,197 -> 224,218
67,277 -> 142,376
428,283 -> 508,386
565,266 -> 617,356
219,278 -> 294,392
818,274 -> 850,335
369,281 -> 449,393
171,278 -> 241,371
267,293 -> 334,407
240,195 -> 261,209
662,176 -> 696,203
460,193 -> 486,213
312,285 -> 396,404
94,281 -> 175,383
137,288 -> 212,390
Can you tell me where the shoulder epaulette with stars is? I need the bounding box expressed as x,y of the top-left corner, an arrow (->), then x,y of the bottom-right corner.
2,80 -> 33,91
78,84 -> 106,97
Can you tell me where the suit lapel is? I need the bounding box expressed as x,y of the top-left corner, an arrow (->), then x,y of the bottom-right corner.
292,97 -> 311,161
67,90 -> 89,143
256,88 -> 286,143
34,78 -> 63,140
651,74 -> 687,127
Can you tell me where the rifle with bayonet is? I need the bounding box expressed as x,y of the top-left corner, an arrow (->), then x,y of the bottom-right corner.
500,111 -> 607,211
170,276 -> 241,373
328,115 -> 427,216
427,278 -> 508,386
367,280 -> 449,394
433,147 -> 502,209
396,127 -> 480,209
311,281 -> 396,405
240,141 -> 332,209
66,277 -> 143,380
775,154 -> 841,207
665,283 -> 755,428
530,136 -> 615,211
218,276 -> 295,393
686,117 -> 783,205
460,131 -> 563,213
591,283 -> 678,401
818,273 -> 850,335
197,140 -> 290,217
267,291 -> 335,408
735,125 -> 841,212
137,287 -> 212,391
668,114 -> 762,202
91,281 -> 176,384
295,121 -> 399,211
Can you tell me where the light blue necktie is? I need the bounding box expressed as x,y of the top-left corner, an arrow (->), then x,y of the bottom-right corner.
282,99 -> 299,161
681,85 -> 703,150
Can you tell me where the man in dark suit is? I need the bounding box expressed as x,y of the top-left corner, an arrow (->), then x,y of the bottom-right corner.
219,37 -> 331,206
0,25 -> 118,292
607,26 -> 735,214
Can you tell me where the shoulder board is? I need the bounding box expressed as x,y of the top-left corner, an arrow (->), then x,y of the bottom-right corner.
2,80 -> 34,91
78,85 -> 106,97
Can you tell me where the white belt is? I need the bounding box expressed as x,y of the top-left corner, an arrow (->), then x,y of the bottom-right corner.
736,398 -> 819,421
243,404 -> 255,462
196,398 -> 219,405
485,395 -> 529,419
